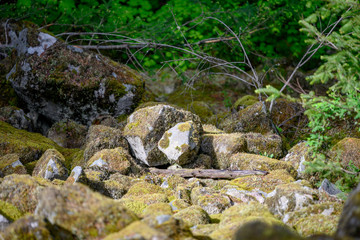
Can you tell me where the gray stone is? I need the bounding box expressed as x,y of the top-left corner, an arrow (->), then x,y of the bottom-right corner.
319,179 -> 342,196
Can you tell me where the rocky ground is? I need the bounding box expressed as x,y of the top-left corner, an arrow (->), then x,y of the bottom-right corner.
1,20 -> 360,240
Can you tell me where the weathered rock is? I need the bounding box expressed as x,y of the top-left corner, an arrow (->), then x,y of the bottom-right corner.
233,220 -> 302,240
0,213 -> 10,232
0,199 -> 24,222
202,124 -> 224,134
283,202 -> 342,237
47,119 -> 87,148
221,185 -> 266,204
0,174 -> 49,213
319,179 -> 342,196
230,169 -> 295,193
1,215 -> 53,240
245,132 -> 283,158
190,187 -> 232,215
283,141 -> 312,178
158,121 -> 200,166
173,205 -> 211,227
265,181 -> 318,217
4,21 -> 144,133
200,133 -> 246,169
336,183 -> 360,239
328,137 -> 360,168
83,124 -> 129,162
0,153 -> 27,176
86,147 -> 131,175
0,106 -> 32,131
229,153 -> 296,177
182,153 -> 213,169
65,166 -> 86,184
32,148 -> 68,181
190,223 -> 219,238
35,183 -> 138,239
103,221 -> 170,240
142,202 -> 174,228
91,114 -> 119,128
123,104 -> 201,166
122,181 -> 169,205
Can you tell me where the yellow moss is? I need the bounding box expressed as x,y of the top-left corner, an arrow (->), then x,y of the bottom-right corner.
0,200 -> 24,221
118,199 -> 147,216
233,95 -> 258,110
159,132 -> 171,149
178,122 -> 191,132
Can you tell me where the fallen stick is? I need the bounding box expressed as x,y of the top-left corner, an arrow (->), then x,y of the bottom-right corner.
148,168 -> 268,179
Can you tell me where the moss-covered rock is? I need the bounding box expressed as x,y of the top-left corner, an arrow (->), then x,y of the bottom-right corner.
0,106 -> 32,131
5,21 -> 144,132
32,148 -> 68,181
35,183 -> 138,239
158,121 -> 200,166
173,205 -> 211,227
118,198 -> 148,217
233,95 -> 258,111
83,124 -> 128,162
0,199 -> 24,222
0,153 -> 27,176
190,187 -> 231,214
229,153 -> 296,177
169,199 -> 191,212
230,169 -> 295,193
103,220 -> 170,240
188,101 -> 214,123
124,104 -> 202,166
283,141 -> 313,179
86,147 -> 131,175
201,133 -> 247,169
0,174 -> 48,213
245,132 -> 284,159
295,214 -> 339,237
328,137 -> 360,168
183,153 -> 213,169
1,215 -> 53,240
202,124 -> 224,134
265,181 -> 319,218
221,185 -> 266,204
47,119 -> 87,148
191,223 -> 219,238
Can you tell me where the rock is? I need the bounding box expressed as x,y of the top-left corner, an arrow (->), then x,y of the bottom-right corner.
283,141 -> 312,178
4,21 -> 144,133
0,106 -> 32,131
0,153 -> 27,176
202,124 -> 224,134
319,179 -> 342,196
83,124 -> 129,163
32,148 -> 68,181
0,214 -> 10,232
142,202 -> 173,228
1,215 -> 53,240
173,205 -> 211,227
336,183 -> 360,239
190,187 -> 232,215
118,198 -> 148,216
65,166 -> 86,184
0,199 -> 24,222
221,186 -> 267,204
191,224 -> 219,238
91,114 -> 118,128
188,101 -> 214,123
160,174 -> 188,190
158,121 -> 200,166
47,119 -> 87,148
201,133 -> 246,169
283,202 -> 342,237
86,147 -> 131,175
35,183 -> 138,239
233,220 -> 302,240
230,169 -> 295,193
103,221 -> 170,240
0,174 -> 48,213
169,199 -> 191,212
122,181 -> 169,205
233,95 -> 258,111
265,181 -> 318,217
102,178 -> 130,199
123,104 -> 201,166
229,153 -> 296,177
328,137 -> 360,168
245,132 -> 283,159
182,153 -> 213,169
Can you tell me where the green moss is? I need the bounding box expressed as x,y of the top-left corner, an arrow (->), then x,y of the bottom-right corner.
0,76 -> 18,107
233,95 -> 258,110
107,78 -> 127,99
118,198 -> 147,216
159,132 -> 171,149
0,200 -> 24,221
24,160 -> 37,174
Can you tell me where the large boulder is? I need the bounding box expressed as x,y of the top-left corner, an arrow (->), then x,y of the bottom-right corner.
34,183 -> 138,239
328,137 -> 360,168
123,104 -> 201,166
0,106 -> 32,131
32,148 -> 68,181
3,21 -> 144,133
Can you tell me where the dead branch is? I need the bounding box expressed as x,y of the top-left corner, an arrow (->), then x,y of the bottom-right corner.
148,168 -> 268,179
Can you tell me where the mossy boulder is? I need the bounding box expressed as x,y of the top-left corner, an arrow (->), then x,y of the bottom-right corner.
336,183 -> 360,239
0,106 -> 32,131
123,104 -> 202,166
221,185 -> 266,204
328,137 -> 360,168
283,141 -> 312,179
0,153 -> 27,176
1,215 -> 53,240
4,21 -> 144,133
245,132 -> 284,159
35,183 -> 138,239
0,174 -> 48,213
86,147 -> 131,175
103,220 -> 170,240
47,119 -> 87,148
191,223 -> 219,238
169,199 -> 191,212
83,124 -> 128,163
158,121 -> 201,166
183,153 -> 213,169
229,153 -> 296,177
32,148 -> 68,181
230,169 -> 295,193
173,205 -> 211,227
66,166 -> 87,184
0,199 -> 24,222
200,133 -> 247,169
265,181 -> 319,218
233,95 -> 258,111
190,187 -> 232,214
